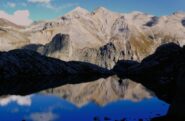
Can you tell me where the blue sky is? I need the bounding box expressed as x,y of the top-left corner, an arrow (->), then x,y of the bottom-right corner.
0,0 -> 185,25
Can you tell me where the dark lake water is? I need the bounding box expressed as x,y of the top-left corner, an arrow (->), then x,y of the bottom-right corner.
0,94 -> 169,121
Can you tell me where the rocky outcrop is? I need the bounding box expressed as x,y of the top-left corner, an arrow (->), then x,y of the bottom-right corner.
24,34 -> 124,69
24,32 -> 153,69
31,33 -> 72,61
113,43 -> 185,120
77,42 -> 123,69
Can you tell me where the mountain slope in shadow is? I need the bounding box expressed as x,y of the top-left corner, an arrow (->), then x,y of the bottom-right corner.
113,42 -> 185,120
0,49 -> 113,95
0,49 -> 112,80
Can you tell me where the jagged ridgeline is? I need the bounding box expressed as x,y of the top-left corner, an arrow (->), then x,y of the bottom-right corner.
1,7 -> 185,68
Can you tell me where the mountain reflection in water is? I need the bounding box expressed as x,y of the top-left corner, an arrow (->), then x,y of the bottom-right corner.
0,76 -> 169,121
0,94 -> 169,121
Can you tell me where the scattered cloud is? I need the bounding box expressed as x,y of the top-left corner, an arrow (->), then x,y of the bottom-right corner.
0,1 -> 79,21
44,3 -> 55,10
0,10 -> 32,26
0,95 -> 32,106
28,0 -> 51,4
28,0 -> 55,10
30,112 -> 58,121
27,0 -> 77,11
7,2 -> 16,8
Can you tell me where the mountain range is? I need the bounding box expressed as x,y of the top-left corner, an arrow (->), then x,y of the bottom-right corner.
1,7 -> 185,69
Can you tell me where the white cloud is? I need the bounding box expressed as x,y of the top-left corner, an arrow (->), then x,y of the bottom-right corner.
28,0 -> 51,4
7,2 -> 16,8
28,0 -> 77,11
0,10 -> 32,26
45,3 -> 55,10
30,112 -> 58,121
28,0 -> 55,10
0,95 -> 32,106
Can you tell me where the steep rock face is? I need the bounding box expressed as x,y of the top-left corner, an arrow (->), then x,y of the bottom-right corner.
23,34 -> 71,61
40,34 -> 71,61
113,43 -> 185,120
24,34 -> 123,68
98,43 -> 120,68
76,42 -> 121,69
26,31 -> 153,69
65,7 -> 90,18
22,7 -> 162,68
43,75 -> 152,107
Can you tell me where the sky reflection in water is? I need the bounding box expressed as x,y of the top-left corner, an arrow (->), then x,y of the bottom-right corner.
0,94 -> 169,121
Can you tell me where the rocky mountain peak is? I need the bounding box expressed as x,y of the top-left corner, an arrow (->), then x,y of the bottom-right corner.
130,11 -> 146,15
73,6 -> 89,13
66,6 -> 89,17
94,7 -> 112,14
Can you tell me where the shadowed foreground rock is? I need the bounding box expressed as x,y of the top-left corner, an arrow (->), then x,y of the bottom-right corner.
0,49 -> 112,81
0,49 -> 114,95
113,43 -> 185,121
